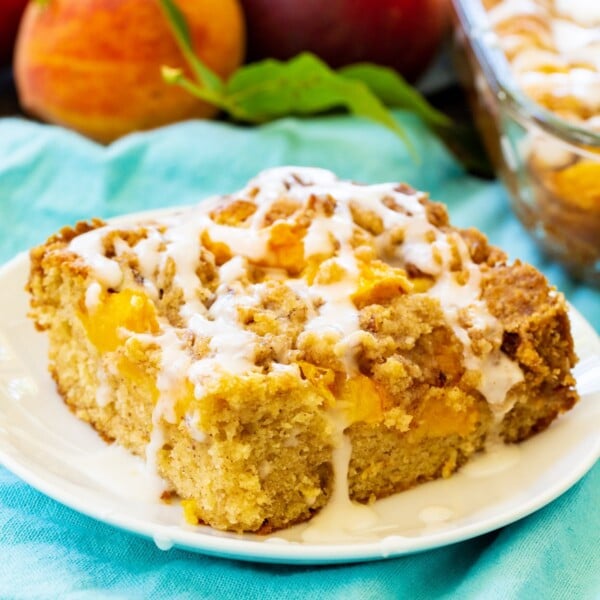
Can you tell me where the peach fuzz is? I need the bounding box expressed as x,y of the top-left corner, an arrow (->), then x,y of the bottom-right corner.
14,0 -> 245,142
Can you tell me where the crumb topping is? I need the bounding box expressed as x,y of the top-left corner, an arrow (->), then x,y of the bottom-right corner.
68,167 -> 524,419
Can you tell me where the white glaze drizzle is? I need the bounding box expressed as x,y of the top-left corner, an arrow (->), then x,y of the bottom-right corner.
69,229 -> 123,288
95,365 -> 113,408
303,210 -> 360,344
85,281 -> 102,312
67,166 -> 525,532
144,329 -> 191,482
418,505 -> 455,525
301,410 -> 378,542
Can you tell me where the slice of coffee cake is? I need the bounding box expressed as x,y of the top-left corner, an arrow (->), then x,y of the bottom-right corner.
28,167 -> 578,533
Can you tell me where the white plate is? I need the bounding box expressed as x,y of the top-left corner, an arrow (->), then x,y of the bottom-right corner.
0,251 -> 599,565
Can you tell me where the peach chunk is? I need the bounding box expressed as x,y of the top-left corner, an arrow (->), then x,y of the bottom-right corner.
351,260 -> 412,309
339,374 -> 385,425
298,361 -> 337,407
266,222 -> 306,275
80,288 -> 159,353
300,364 -> 386,425
409,388 -> 480,441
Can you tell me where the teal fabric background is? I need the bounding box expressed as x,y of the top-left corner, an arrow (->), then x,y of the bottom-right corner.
0,113 -> 598,599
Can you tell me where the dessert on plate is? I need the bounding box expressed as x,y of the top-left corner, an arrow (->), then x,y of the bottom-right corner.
27,167 -> 578,533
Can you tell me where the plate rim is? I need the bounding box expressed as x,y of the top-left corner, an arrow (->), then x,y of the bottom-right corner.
0,249 -> 598,565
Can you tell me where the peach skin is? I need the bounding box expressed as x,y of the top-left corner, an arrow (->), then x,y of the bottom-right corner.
14,0 -> 245,142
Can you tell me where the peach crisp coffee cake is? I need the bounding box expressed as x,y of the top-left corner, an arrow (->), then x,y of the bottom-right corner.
28,167 -> 578,534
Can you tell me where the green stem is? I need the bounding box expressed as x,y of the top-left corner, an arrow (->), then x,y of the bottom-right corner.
156,0 -> 225,94
161,67 -> 225,107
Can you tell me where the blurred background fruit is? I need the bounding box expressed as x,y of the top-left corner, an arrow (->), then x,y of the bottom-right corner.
0,0 -> 28,64
240,0 -> 450,83
14,0 -> 245,142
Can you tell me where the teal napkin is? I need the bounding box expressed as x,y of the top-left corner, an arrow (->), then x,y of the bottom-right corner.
0,113 -> 598,599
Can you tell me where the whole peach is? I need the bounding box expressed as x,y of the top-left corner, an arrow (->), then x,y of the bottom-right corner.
14,0 -> 245,142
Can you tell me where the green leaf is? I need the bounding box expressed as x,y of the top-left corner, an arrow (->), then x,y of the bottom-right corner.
163,53 -> 413,151
156,0 -> 224,94
157,0 -> 414,157
339,63 -> 450,129
224,54 -> 413,150
339,63 -> 493,176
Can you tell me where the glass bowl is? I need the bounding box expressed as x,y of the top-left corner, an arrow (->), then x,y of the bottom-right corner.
451,0 -> 600,286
